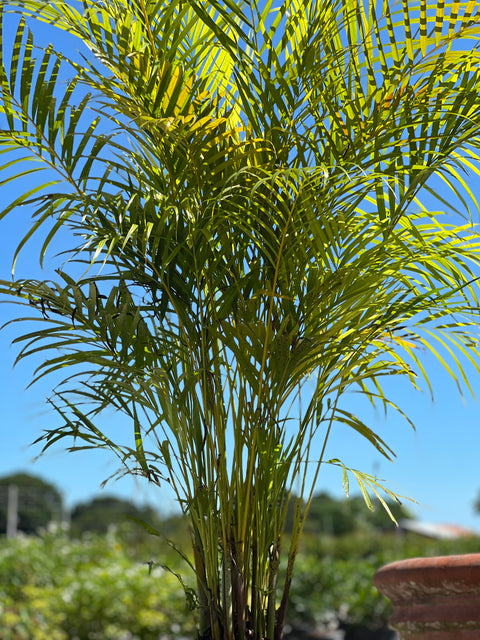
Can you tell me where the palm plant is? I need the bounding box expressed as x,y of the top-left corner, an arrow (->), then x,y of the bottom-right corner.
2,0 -> 480,638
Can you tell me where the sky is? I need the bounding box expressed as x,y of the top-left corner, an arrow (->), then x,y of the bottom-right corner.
1,5 -> 480,531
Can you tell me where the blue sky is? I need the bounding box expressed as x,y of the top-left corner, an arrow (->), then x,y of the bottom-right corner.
1,5 -> 480,530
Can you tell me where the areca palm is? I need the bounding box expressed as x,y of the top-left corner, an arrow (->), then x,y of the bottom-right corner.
2,0 -> 480,638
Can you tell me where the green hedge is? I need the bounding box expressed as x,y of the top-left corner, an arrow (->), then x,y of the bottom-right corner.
1,527 -> 479,638
0,528 -> 195,640
286,531 -> 480,631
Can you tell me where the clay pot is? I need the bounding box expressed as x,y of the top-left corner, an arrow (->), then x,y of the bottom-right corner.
373,554 -> 480,639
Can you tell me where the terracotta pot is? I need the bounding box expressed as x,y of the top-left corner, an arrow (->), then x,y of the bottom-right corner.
373,554 -> 480,639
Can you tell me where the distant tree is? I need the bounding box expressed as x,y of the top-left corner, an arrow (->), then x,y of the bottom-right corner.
70,495 -> 161,536
474,493 -> 480,515
0,472 -> 63,535
303,492 -> 364,536
287,492 -> 414,536
367,497 -> 414,531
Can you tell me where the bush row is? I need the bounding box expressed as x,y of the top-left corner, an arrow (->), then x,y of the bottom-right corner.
1,526 -> 479,638
0,528 -> 195,640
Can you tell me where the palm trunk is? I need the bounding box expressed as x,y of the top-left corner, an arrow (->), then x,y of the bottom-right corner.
230,531 -> 246,640
193,537 -> 213,640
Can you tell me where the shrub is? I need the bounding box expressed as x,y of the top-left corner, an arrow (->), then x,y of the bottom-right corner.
0,530 -> 194,640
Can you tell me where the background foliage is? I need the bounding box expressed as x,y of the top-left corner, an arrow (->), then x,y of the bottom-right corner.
1,522 -> 479,640
0,527 -> 196,640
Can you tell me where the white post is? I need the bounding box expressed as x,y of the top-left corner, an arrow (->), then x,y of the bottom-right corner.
6,484 -> 18,539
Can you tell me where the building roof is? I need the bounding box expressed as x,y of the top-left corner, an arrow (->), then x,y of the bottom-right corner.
398,519 -> 477,540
